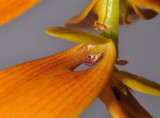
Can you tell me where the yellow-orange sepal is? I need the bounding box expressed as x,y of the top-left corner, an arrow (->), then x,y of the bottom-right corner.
0,0 -> 40,25
99,77 -> 152,118
128,0 -> 160,13
65,0 -> 109,30
0,40 -> 116,118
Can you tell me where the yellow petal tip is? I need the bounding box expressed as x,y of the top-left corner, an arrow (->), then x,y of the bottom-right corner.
45,27 -> 110,45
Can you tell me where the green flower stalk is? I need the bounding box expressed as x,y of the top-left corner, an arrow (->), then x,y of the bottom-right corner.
101,0 -> 119,57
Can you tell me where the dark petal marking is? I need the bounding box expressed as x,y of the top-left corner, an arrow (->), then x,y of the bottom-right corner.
84,53 -> 101,66
112,87 -> 121,101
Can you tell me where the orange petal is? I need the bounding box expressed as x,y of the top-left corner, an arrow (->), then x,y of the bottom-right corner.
128,0 -> 160,12
119,0 -> 137,25
119,89 -> 152,118
65,0 -> 98,26
0,41 -> 116,118
65,0 -> 109,29
131,3 -> 158,19
0,44 -> 87,96
0,0 -> 40,25
91,0 -> 107,24
99,76 -> 152,118
99,77 -> 134,118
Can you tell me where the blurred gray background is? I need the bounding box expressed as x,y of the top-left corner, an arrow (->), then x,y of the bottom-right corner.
0,0 -> 159,117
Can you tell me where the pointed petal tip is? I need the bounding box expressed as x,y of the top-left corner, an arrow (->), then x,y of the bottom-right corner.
131,4 -> 158,20
113,71 -> 160,96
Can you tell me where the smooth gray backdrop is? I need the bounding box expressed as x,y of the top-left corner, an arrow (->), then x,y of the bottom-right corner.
0,0 -> 160,118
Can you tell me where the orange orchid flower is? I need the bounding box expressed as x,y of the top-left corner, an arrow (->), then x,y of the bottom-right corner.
0,27 -> 116,118
65,0 -> 160,28
0,26 -> 159,117
0,0 -> 159,117
0,0 -> 40,25
1,0 -> 159,26
42,27 -> 160,117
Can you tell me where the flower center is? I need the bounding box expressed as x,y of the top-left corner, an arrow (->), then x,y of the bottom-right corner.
84,44 -> 108,66
84,53 -> 101,66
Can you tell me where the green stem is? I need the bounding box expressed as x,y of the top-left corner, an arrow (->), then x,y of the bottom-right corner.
101,0 -> 120,58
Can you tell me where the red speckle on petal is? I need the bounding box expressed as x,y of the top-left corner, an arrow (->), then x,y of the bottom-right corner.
84,53 -> 101,66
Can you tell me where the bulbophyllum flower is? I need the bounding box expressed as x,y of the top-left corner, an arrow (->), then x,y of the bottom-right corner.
65,0 -> 160,28
0,27 -> 116,118
45,27 -> 160,117
0,27 -> 159,118
0,0 -> 40,25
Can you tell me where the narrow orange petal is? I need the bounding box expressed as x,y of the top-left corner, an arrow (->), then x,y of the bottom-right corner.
128,0 -> 160,12
99,76 -> 152,118
91,0 -> 107,24
131,3 -> 158,19
99,77 -> 134,118
0,0 -> 40,25
0,41 -> 116,118
65,0 -> 109,29
65,0 -> 98,26
119,0 -> 136,25
119,89 -> 152,118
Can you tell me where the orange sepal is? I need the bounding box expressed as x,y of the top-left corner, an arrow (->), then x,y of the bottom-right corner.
131,3 -> 158,20
65,0 -> 108,29
0,41 -> 116,118
128,0 -> 160,13
99,76 -> 152,118
65,0 -> 98,27
0,0 -> 40,25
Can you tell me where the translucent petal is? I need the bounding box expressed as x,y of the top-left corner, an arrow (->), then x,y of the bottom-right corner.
113,71 -> 160,96
45,27 -> 110,45
0,0 -> 40,25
